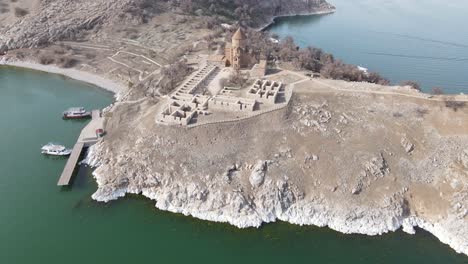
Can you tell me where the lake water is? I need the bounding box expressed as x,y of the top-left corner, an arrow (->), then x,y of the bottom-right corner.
268,0 -> 468,94
1,66 -> 467,263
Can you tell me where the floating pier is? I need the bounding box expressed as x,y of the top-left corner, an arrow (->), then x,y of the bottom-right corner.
57,142 -> 85,186
57,110 -> 103,186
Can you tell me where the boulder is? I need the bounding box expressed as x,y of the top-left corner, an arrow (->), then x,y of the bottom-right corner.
249,160 -> 267,188
401,136 -> 415,153
365,153 -> 389,178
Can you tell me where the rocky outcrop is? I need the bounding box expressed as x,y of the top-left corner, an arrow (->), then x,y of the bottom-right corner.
401,136 -> 415,154
460,149 -> 468,168
88,150 -> 468,255
0,0 -> 154,51
248,0 -> 336,29
88,140 -> 468,256
89,144 -> 404,231
249,160 -> 268,188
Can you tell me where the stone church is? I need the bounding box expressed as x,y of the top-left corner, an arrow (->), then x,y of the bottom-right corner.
224,27 -> 256,69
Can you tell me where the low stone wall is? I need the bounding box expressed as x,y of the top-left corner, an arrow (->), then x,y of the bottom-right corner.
187,85 -> 293,129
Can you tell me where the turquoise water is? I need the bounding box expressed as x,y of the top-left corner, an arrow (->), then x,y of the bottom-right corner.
268,0 -> 468,94
1,66 -> 467,263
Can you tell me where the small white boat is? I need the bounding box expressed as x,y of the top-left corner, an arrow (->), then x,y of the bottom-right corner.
358,66 -> 369,73
62,107 -> 91,119
41,143 -> 72,156
269,37 -> 280,44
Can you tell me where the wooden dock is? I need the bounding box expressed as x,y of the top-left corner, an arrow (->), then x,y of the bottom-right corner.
57,109 -> 104,186
57,142 -> 85,186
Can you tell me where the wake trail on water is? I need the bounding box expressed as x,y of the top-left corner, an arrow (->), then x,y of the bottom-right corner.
370,31 -> 468,48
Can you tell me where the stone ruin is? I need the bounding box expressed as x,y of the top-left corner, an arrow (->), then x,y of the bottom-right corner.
247,79 -> 283,104
157,55 -> 285,126
157,63 -> 216,126
159,94 -> 211,126
210,95 -> 257,112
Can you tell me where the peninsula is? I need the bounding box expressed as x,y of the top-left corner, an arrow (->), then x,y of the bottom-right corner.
0,0 -> 466,257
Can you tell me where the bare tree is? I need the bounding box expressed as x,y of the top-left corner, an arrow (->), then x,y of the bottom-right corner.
400,81 -> 421,91
431,87 -> 444,95
228,68 -> 248,88
180,0 -> 194,13
160,59 -> 191,94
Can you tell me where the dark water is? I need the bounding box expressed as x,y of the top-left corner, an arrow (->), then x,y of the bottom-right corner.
0,66 -> 467,263
268,0 -> 468,94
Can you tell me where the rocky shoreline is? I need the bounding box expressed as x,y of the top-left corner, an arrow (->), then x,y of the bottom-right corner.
83,83 -> 468,256
258,9 -> 337,31
86,144 -> 467,256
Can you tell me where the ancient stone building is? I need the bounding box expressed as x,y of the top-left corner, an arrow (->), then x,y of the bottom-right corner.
225,27 -> 253,69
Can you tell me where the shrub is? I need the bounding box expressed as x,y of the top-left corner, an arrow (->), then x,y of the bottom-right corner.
445,101 -> 466,111
15,51 -> 25,59
251,30 -> 389,85
53,47 -> 67,55
38,55 -> 54,65
85,53 -> 96,59
159,59 -> 191,94
415,107 -> 429,117
58,57 -> 78,68
14,7 -> 28,17
431,87 -> 444,95
227,69 -> 249,88
400,81 -> 421,91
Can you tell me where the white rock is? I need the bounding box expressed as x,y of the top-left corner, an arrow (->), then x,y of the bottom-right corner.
401,136 -> 415,153
249,160 -> 267,188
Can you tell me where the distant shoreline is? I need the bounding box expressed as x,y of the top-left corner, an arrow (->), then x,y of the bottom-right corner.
258,9 -> 336,31
0,59 -> 124,95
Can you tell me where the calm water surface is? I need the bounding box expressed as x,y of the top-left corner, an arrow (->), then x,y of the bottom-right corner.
268,0 -> 468,94
0,67 -> 467,263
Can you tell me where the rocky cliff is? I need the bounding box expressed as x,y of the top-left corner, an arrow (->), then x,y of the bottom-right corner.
248,0 -> 335,28
0,0 -> 147,51
85,79 -> 468,256
0,0 -> 334,51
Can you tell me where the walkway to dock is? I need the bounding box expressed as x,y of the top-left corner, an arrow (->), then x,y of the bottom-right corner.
79,110 -> 104,145
57,110 -> 104,186
57,142 -> 85,186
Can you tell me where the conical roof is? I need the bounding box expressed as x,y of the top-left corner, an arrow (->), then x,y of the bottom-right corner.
232,27 -> 246,40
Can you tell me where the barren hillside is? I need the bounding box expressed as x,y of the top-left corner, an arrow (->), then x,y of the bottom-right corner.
88,76 -> 468,255
0,0 -> 334,51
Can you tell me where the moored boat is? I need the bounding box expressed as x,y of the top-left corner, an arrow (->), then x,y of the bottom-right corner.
41,143 -> 72,156
62,107 -> 91,119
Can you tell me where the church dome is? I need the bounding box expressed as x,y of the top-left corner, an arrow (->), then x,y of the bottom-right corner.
232,28 -> 246,40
